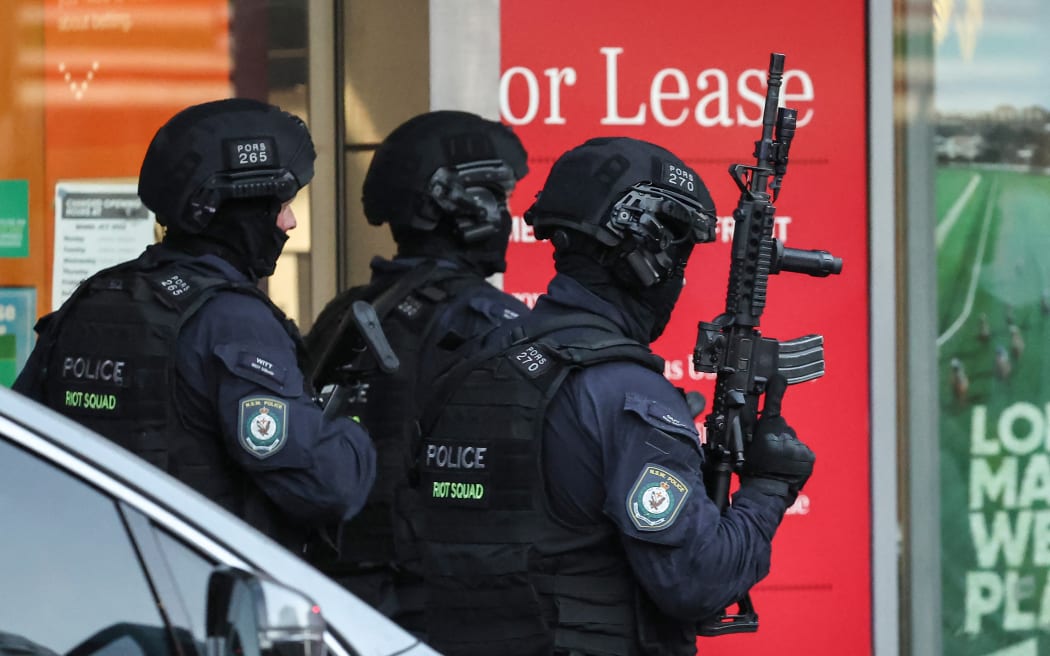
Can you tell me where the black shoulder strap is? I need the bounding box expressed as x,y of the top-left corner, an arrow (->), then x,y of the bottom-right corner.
139,265 -> 307,372
420,312 -> 660,433
504,311 -> 660,364
370,259 -> 449,317
46,259 -> 142,331
140,267 -> 239,323
308,260 -> 461,385
504,311 -> 621,345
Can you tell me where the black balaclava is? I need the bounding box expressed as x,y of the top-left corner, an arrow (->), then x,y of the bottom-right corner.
164,197 -> 287,280
553,235 -> 694,344
641,244 -> 693,341
390,206 -> 513,277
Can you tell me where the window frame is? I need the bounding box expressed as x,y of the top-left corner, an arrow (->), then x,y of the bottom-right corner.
0,415 -> 354,656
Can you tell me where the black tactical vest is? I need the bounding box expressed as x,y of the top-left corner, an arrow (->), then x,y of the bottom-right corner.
306,262 -> 505,624
31,258 -> 301,513
417,315 -> 696,656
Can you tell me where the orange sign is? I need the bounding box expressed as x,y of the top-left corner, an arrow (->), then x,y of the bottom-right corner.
38,0 -> 232,311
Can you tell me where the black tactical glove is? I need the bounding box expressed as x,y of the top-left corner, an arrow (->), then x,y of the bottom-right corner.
741,374 -> 815,499
683,389 -> 706,420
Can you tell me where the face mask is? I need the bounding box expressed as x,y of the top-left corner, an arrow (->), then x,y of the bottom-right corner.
643,272 -> 686,342
466,208 -> 512,276
198,198 -> 287,279
641,242 -> 693,342
247,223 -> 289,278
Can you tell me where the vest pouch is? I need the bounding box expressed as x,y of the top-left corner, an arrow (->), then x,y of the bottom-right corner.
529,574 -> 634,656
135,448 -> 170,472
393,484 -> 424,572
633,592 -> 696,656
176,462 -> 245,512
424,541 -> 553,656
335,502 -> 395,566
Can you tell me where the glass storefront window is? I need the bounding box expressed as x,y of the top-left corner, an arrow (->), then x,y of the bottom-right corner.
0,0 -> 312,359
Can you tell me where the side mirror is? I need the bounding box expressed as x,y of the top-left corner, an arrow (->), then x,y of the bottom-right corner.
206,567 -> 326,656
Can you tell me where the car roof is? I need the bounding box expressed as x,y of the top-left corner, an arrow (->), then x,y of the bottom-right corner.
0,385 -> 438,656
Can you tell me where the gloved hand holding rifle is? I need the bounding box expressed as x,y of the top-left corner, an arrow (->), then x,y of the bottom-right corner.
692,51 -> 841,636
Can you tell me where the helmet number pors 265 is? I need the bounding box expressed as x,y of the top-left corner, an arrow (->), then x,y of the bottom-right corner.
225,137 -> 277,169
626,463 -> 691,531
660,161 -> 695,193
238,396 -> 288,459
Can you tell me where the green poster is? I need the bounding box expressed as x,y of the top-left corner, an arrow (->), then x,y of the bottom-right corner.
0,179 -> 29,258
0,288 -> 35,387
0,335 -> 15,388
936,1 -> 1050,653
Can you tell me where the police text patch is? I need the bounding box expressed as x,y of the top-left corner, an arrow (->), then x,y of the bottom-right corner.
626,464 -> 691,531
238,396 -> 288,459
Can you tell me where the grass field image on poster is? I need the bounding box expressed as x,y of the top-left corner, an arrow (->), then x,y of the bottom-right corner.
938,164 -> 1050,656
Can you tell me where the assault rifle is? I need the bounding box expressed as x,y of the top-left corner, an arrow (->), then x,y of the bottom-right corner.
310,300 -> 400,420
692,52 -> 842,636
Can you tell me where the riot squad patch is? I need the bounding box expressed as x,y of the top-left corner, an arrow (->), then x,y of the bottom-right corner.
626,464 -> 691,531
238,396 -> 288,459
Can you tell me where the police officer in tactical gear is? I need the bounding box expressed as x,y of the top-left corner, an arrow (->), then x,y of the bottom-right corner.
14,98 -> 376,551
303,110 -> 530,634
416,137 -> 816,656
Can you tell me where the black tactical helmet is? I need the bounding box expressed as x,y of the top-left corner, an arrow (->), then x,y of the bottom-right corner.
524,137 -> 717,288
362,110 -> 529,244
138,98 -> 316,233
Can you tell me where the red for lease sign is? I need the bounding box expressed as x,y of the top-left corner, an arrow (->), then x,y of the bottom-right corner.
500,2 -> 871,654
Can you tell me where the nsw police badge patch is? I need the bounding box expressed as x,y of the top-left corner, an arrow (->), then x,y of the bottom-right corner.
238,396 -> 288,459
626,464 -> 691,531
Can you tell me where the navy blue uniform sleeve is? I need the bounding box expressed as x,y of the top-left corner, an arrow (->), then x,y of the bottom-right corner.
544,362 -> 791,622
179,291 -> 376,526
436,283 -> 526,341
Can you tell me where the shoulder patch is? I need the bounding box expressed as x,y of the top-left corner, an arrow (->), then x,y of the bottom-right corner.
626,463 -> 691,531
214,344 -> 301,397
507,343 -> 553,378
238,396 -> 289,459
623,392 -> 699,442
396,294 -> 425,320
236,351 -> 288,385
156,272 -> 193,299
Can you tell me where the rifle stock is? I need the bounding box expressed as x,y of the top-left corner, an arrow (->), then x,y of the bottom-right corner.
692,52 -> 842,637
313,300 -> 400,420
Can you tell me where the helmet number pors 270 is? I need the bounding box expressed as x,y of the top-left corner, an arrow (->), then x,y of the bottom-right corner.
626,464 -> 691,531
660,161 -> 695,193
238,396 -> 288,459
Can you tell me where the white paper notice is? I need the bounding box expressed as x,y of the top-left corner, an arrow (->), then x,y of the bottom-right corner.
52,181 -> 156,310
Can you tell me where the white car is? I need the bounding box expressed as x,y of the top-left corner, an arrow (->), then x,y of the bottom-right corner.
0,384 -> 441,656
